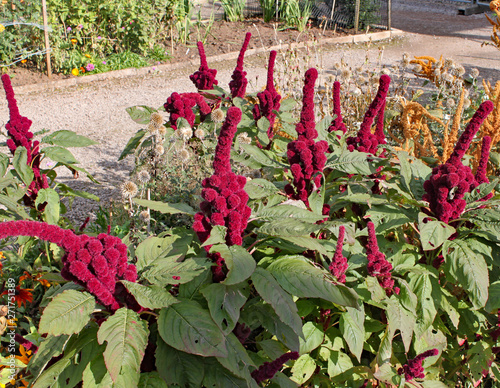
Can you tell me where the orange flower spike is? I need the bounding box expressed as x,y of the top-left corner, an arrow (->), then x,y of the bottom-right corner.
34,274 -> 51,288
15,345 -> 32,365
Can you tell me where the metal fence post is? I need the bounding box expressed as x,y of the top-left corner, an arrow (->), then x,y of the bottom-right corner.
354,0 -> 360,34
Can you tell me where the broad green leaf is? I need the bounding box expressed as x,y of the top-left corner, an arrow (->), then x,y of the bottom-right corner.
421,382 -> 449,388
376,327 -> 393,365
133,198 -> 196,215
12,146 -> 33,186
240,144 -> 282,168
31,357 -> 71,388
210,245 -> 256,285
202,358 -> 251,388
251,267 -> 302,337
299,322 -> 323,354
327,351 -> 354,378
386,298 -> 415,353
121,281 -> 179,309
443,239 -> 488,309
291,354 -> 316,385
57,183 -> 100,202
39,290 -> 95,336
158,300 -> 227,357
274,236 -> 329,256
267,257 -> 358,307
258,218 -> 323,237
365,204 -> 411,232
244,178 -> 279,199
126,105 -> 157,124
136,233 -> 193,271
257,116 -> 271,132
0,193 -> 29,218
27,335 -> 70,380
216,333 -> 256,382
118,129 -> 147,160
325,150 -> 378,175
201,283 -> 249,334
280,98 -> 297,111
35,188 -> 60,224
468,342 -> 492,384
465,208 -> 500,234
201,225 -> 227,247
0,152 -> 9,176
82,353 -> 113,387
41,130 -> 98,147
42,146 -> 78,165
138,372 -> 169,388
271,371 -> 300,388
155,338 -> 204,388
409,274 -> 436,338
464,179 -> 499,205
418,213 -> 456,251
255,204 -> 324,223
97,308 -> 149,382
485,280 -> 500,312
339,306 -> 365,361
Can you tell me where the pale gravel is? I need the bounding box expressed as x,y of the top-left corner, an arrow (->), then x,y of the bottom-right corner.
0,7 -> 499,224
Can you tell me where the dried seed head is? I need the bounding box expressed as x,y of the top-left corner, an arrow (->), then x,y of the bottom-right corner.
211,108 -> 226,123
139,210 -> 150,223
352,87 -> 362,97
178,126 -> 193,141
147,123 -> 159,136
463,98 -> 471,110
158,126 -> 167,136
194,128 -> 205,139
446,98 -> 456,109
154,145 -> 165,156
412,64 -> 423,73
444,58 -> 454,68
237,132 -> 252,145
454,65 -> 466,77
442,72 -> 454,83
470,68 -> 480,79
121,181 -> 138,199
150,112 -> 164,128
340,68 -> 351,80
137,170 -> 151,184
179,148 -> 190,162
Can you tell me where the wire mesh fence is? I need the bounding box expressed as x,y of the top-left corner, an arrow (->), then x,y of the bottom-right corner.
243,0 -> 391,31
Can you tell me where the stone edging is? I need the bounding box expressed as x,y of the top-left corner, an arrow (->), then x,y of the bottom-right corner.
15,28 -> 404,95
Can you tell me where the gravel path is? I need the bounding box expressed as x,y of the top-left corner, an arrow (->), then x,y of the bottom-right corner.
0,5 -> 498,224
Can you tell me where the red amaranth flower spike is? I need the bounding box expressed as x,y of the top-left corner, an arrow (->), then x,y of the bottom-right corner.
1,74 -> 49,208
189,41 -> 218,91
346,75 -> 390,155
398,349 -> 439,381
251,351 -> 299,383
284,68 -> 329,205
327,81 -> 347,134
229,33 -> 251,99
366,222 -> 398,296
252,50 -> 281,140
192,107 -> 251,281
423,101 -> 494,223
329,226 -> 348,283
164,92 -> 211,130
0,221 -> 138,311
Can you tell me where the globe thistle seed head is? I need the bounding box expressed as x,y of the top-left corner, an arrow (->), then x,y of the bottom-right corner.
137,170 -> 151,184
412,64 -> 423,73
442,72 -> 454,83
139,210 -> 150,223
158,126 -> 167,136
340,68 -> 351,80
446,98 -> 456,109
463,98 -> 471,110
470,68 -> 480,79
121,181 -> 138,199
211,108 -> 225,123
150,112 -> 164,128
154,145 -> 165,156
334,62 -> 342,70
444,58 -> 454,68
178,126 -> 193,141
455,65 -> 466,77
237,132 -> 252,145
194,128 -> 205,139
179,148 -> 190,162
381,67 -> 391,76
147,123 -> 159,136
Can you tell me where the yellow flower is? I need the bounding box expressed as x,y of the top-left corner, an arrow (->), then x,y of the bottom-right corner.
71,68 -> 79,76
0,25 -> 5,33
20,59 -> 27,64
84,54 -> 91,58
70,38 -> 77,44
0,252 -> 5,260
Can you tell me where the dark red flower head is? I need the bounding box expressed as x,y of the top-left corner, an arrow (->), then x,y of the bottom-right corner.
398,349 -> 439,381
189,41 -> 218,90
229,33 -> 252,99
328,81 -> 347,134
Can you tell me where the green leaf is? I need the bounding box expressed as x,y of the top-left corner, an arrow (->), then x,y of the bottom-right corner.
240,144 -> 282,168
82,353 -> 114,387
126,105 -> 157,125
158,300 -> 227,357
35,188 -> 60,224
12,146 -> 33,186
257,116 -> 271,132
133,198 -> 196,215
251,267 -> 302,338
97,308 -> 149,382
202,358 -> 251,388
201,283 -> 249,334
258,218 -> 323,237
464,179 -> 499,205
485,281 -> 500,312
42,146 -> 78,165
465,208 -> 500,234
244,178 -> 279,199
57,183 -> 100,202
119,129 -> 147,160
201,225 -> 227,247
210,245 -> 256,285
39,290 -> 95,336
155,338 -> 204,388
325,150 -> 378,175
138,372 -> 169,388
255,204 -> 324,223
256,303 -> 300,352
27,335 -> 70,381
339,306 -> 365,361
41,130 -> 98,147
385,298 -> 415,353
216,333 -> 256,382
418,213 -> 456,251
327,351 -> 354,378
409,273 -> 436,338
31,357 -> 72,388
267,257 -> 359,307
299,322 -> 324,354
280,98 -> 297,111
291,354 -> 316,385
443,239 -> 489,309
0,152 -> 9,176
120,281 -> 179,309
365,204 -> 412,232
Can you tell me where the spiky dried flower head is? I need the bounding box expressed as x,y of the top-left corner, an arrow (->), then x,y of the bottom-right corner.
158,126 -> 167,136
179,148 -> 190,162
178,126 -> 193,141
442,72 -> 454,83
412,64 -> 423,73
340,68 -> 351,80
470,68 -> 480,78
229,32 -> 252,98
121,181 -> 138,200
454,65 -> 466,77
237,132 -> 252,145
147,123 -> 159,136
137,170 -> 151,184
381,67 -> 391,75
444,57 -> 454,68
464,98 -> 471,109
211,108 -> 226,123
194,128 -> 205,139
154,145 -> 165,156
150,112 -> 164,128
139,210 -> 150,223
446,98 -> 456,109
334,62 -> 342,70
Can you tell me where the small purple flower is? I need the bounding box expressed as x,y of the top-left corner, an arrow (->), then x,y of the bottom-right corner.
97,36 -> 102,40
102,60 -> 107,65
86,63 -> 95,72
67,27 -> 72,32
130,21 -> 133,24
122,26 -> 125,30
78,24 -> 83,29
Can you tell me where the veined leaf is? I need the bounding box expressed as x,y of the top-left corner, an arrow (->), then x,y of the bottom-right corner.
418,213 -> 455,251
443,239 -> 488,309
133,198 -> 195,215
35,188 -> 60,225
255,204 -> 324,223
251,267 -> 302,338
409,273 -> 436,338
126,105 -> 157,125
38,290 -> 95,336
121,281 -> 179,309
258,218 -> 323,237
97,308 -> 149,382
27,335 -> 70,381
138,372 -> 169,388
41,130 -> 98,147
385,298 -> 415,353
244,178 -> 280,199
119,129 -> 147,160
12,147 -> 33,187
299,322 -> 323,354
339,306 -> 365,361
158,300 -> 227,357
216,333 -> 256,382
42,146 -> 78,165
325,150 -> 378,175
240,144 -> 282,168
291,354 -> 316,385
202,358 -> 251,388
267,257 -> 358,307
210,245 -> 256,285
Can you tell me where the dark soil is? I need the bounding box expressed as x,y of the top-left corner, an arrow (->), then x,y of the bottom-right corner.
5,18 -> 361,88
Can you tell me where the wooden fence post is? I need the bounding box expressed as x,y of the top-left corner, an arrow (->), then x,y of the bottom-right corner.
354,0 -> 360,34
387,0 -> 391,31
41,0 -> 52,78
